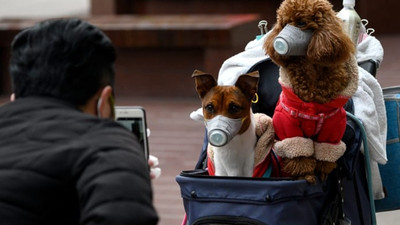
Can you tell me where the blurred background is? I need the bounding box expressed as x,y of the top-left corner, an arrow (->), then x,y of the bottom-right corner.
0,0 -> 399,224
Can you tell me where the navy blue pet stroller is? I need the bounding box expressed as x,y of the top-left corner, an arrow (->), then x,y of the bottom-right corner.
176,57 -> 379,225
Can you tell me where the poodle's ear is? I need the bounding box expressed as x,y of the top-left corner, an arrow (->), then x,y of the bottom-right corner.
307,15 -> 355,65
307,14 -> 355,65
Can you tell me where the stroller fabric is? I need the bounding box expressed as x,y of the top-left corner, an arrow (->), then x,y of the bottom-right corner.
177,170 -> 326,225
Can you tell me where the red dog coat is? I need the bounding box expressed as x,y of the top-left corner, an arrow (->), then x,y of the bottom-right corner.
273,84 -> 349,144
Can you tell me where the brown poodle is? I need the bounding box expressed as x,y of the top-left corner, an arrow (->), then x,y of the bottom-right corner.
264,0 -> 359,183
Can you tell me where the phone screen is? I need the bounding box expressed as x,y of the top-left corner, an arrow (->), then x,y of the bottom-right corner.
115,107 -> 149,159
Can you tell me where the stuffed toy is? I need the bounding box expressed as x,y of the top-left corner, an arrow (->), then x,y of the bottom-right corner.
264,0 -> 359,183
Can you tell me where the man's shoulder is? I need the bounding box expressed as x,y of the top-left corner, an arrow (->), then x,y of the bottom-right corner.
77,117 -> 141,152
0,97 -> 137,149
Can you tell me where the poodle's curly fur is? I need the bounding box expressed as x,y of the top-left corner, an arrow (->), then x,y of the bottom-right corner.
264,0 -> 355,104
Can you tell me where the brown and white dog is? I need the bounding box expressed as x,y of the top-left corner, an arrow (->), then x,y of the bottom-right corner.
192,70 -> 261,177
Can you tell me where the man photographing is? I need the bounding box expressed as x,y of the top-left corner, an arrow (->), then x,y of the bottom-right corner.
0,18 -> 159,224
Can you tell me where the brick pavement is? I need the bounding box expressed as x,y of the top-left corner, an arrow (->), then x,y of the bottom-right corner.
375,34 -> 400,88
115,97 -> 204,225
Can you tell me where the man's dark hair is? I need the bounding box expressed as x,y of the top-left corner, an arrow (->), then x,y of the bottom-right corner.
10,18 -> 116,107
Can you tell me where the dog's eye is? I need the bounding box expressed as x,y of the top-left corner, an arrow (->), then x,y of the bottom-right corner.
229,103 -> 242,114
205,104 -> 214,114
296,20 -> 307,28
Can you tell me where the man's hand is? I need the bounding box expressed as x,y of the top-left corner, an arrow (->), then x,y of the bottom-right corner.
148,155 -> 161,179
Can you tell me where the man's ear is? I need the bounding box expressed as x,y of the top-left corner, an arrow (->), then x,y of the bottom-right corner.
97,85 -> 113,118
10,93 -> 15,102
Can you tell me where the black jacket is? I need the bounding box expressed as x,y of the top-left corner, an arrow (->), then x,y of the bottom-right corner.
0,97 -> 158,225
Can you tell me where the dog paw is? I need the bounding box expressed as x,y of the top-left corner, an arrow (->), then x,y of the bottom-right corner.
316,160 -> 337,181
304,175 -> 317,184
282,157 -> 317,182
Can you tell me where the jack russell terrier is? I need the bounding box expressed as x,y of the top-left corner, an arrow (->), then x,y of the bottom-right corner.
192,70 -> 278,177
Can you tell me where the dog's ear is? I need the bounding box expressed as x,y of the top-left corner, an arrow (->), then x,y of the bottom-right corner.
235,71 -> 259,101
307,12 -> 355,65
192,70 -> 217,99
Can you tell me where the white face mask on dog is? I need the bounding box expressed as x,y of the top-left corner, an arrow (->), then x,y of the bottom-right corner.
205,115 -> 243,147
273,24 -> 313,56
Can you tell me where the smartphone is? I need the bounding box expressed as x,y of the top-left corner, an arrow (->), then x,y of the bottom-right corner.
115,106 -> 149,159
